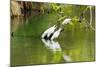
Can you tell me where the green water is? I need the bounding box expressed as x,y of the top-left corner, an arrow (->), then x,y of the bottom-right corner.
11,12 -> 95,66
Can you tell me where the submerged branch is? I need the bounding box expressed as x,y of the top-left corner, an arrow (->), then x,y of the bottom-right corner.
82,6 -> 95,31
89,6 -> 95,31
89,6 -> 92,25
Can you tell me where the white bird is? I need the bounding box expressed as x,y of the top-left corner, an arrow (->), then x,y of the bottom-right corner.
62,18 -> 72,25
41,25 -> 57,39
51,28 -> 62,40
41,18 -> 72,40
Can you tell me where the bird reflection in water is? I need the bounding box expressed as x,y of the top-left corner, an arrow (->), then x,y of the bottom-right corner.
42,39 -> 61,52
41,39 -> 72,62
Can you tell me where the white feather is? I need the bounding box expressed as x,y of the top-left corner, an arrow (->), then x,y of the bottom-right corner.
41,25 -> 57,38
51,28 -> 62,40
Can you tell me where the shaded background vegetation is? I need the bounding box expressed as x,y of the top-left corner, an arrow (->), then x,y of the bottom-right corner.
11,1 -> 95,37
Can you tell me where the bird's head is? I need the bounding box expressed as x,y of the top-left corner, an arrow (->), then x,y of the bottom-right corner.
62,18 -> 73,25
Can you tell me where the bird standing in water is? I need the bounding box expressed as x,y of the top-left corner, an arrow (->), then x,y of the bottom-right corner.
41,18 -> 72,40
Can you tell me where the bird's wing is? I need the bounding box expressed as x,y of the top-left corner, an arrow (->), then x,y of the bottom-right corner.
47,27 -> 56,37
51,28 -> 62,40
41,29 -> 49,38
42,25 -> 56,38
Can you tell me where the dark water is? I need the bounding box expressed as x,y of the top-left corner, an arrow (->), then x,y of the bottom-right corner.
11,13 -> 95,66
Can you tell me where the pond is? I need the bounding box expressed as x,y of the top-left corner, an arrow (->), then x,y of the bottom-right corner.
11,12 -> 95,66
